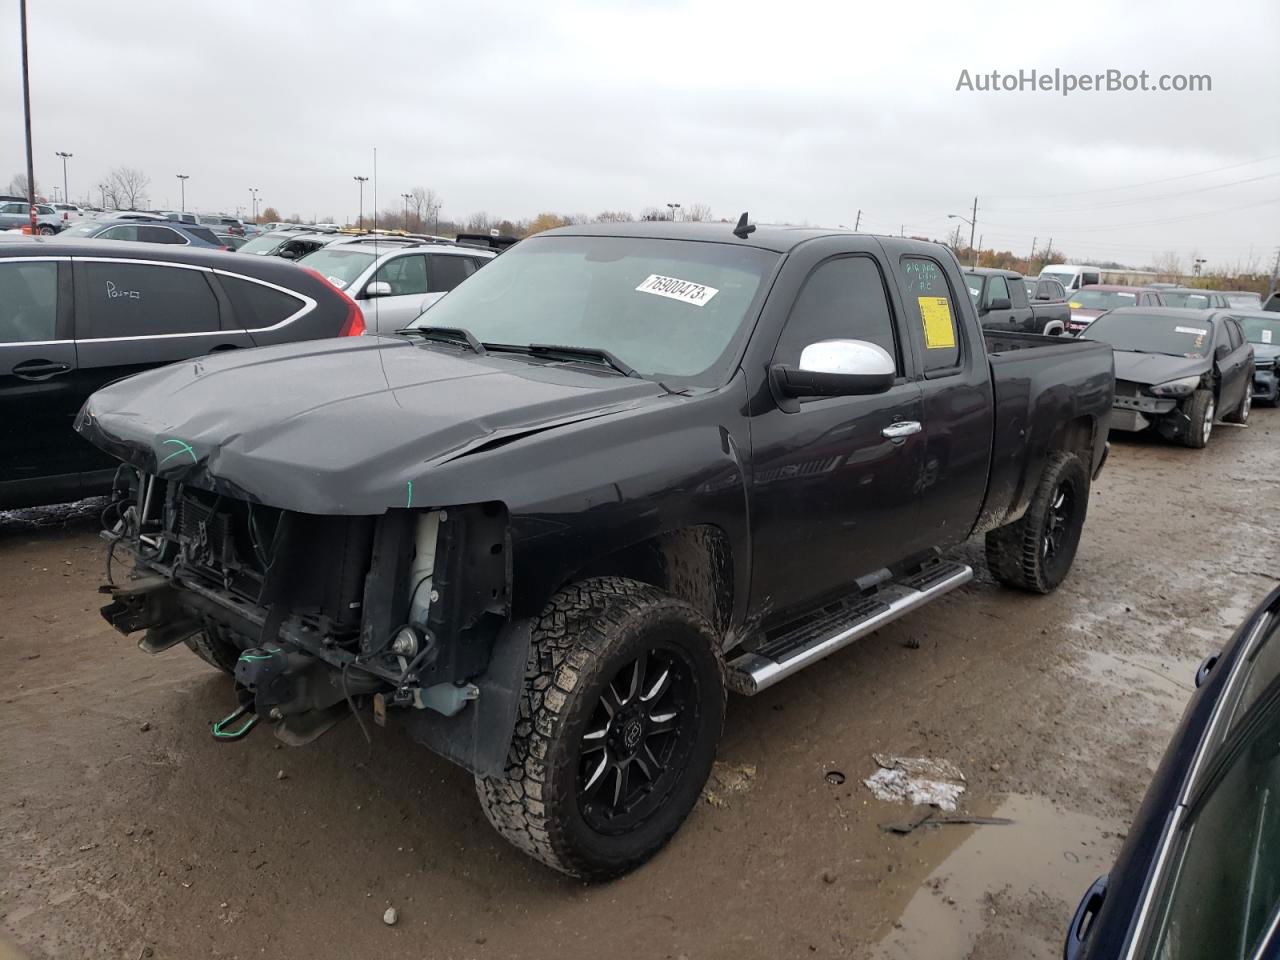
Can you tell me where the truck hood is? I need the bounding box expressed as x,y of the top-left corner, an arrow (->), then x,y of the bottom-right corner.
1251,342 -> 1279,364
76,335 -> 672,514
1112,350 -> 1208,387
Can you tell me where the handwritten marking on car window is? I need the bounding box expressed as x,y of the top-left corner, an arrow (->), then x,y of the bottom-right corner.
106,281 -> 141,300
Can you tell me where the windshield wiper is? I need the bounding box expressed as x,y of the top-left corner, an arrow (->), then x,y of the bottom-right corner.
397,325 -> 487,354
486,342 -> 639,378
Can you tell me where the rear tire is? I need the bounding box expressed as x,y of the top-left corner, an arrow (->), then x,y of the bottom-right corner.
985,451 -> 1089,594
475,577 -> 725,881
184,623 -> 240,674
1183,389 -> 1215,448
37,225 -> 56,235
1223,387 -> 1251,425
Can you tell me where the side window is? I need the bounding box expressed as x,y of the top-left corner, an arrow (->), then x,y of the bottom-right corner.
1227,320 -> 1243,350
137,225 -> 186,244
219,275 -> 306,329
1083,272 -> 1101,286
0,261 -> 58,342
1143,700 -> 1280,960
99,224 -> 138,242
986,274 -> 1010,305
773,256 -> 899,372
0,202 -> 21,215
426,254 -> 475,293
370,255 -> 427,296
81,263 -> 220,338
901,257 -> 961,373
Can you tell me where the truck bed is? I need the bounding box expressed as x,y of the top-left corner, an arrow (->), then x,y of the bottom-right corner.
975,331 -> 1115,535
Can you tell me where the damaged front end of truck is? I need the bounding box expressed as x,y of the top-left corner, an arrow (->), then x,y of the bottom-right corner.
98,469 -> 528,771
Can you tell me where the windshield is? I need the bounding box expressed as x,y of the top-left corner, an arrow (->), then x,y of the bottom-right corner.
1161,290 -> 1213,309
297,247 -> 376,290
1085,312 -> 1214,357
55,221 -> 106,238
238,233 -> 289,255
409,235 -> 778,380
1041,271 -> 1075,288
1239,315 -> 1280,346
1069,289 -> 1138,310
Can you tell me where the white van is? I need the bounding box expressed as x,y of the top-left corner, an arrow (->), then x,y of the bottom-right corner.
1038,264 -> 1102,296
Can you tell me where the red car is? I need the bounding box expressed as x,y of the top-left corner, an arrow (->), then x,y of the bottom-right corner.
1067,285 -> 1166,335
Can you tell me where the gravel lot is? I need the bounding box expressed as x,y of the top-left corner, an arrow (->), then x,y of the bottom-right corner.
2,408 -> 1277,960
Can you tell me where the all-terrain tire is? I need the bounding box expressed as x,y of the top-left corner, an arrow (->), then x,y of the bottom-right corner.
475,576 -> 725,881
184,622 -> 241,674
1183,388 -> 1216,448
985,451 -> 1090,594
1223,385 -> 1251,424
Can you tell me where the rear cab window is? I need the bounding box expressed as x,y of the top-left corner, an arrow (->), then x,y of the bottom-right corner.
899,256 -> 962,375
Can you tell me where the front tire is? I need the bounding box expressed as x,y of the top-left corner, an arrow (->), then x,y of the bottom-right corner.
37,225 -> 56,235
476,577 -> 725,881
1183,389 -> 1216,448
985,451 -> 1089,594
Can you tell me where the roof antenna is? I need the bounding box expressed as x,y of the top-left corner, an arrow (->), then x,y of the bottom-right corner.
732,211 -> 756,239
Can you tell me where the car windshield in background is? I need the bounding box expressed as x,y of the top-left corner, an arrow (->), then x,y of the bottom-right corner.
1239,314 -> 1280,345
1070,289 -> 1138,309
56,221 -> 105,238
297,247 -> 376,290
236,234 -> 287,255
1226,293 -> 1262,308
1041,272 -> 1074,288
1160,291 -> 1213,309
409,235 -> 778,380
1084,312 -> 1213,357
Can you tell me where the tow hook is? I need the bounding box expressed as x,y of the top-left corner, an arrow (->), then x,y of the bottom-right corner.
212,703 -> 260,741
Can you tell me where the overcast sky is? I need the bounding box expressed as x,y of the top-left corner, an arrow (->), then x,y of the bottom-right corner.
3,0 -> 1278,269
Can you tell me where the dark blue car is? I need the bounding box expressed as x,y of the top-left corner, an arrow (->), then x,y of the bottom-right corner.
1066,585 -> 1280,959
54,217 -> 227,249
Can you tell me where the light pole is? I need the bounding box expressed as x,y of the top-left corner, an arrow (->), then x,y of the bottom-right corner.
1193,258 -> 1207,277
947,198 -> 979,266
20,0 -> 37,232
98,183 -> 107,210
55,151 -> 72,205
666,202 -> 681,222
353,176 -> 369,229
249,187 -> 260,223
176,174 -> 189,212
400,192 -> 412,231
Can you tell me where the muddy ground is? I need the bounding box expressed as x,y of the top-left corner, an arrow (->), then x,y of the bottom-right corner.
2,410 -> 1277,960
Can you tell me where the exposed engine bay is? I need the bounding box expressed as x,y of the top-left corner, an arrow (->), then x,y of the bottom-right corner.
99,470 -> 515,754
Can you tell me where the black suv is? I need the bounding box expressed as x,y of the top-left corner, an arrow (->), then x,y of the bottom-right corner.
0,239 -> 365,509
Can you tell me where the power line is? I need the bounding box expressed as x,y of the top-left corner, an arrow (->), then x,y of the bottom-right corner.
986,151 -> 1280,201
988,171 -> 1280,215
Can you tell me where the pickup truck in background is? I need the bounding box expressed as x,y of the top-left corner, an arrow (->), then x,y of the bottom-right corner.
81,222 -> 1114,880
965,267 -> 1072,335
1024,276 -> 1067,302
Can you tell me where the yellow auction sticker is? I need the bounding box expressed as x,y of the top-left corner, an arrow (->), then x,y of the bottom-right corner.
1068,301 -> 1082,309
918,296 -> 956,349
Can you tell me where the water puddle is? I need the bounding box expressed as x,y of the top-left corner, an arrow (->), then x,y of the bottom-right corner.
874,795 -> 1120,960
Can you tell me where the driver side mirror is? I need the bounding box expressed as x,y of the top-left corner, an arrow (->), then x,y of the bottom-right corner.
1215,343 -> 1231,361
365,281 -> 392,298
771,339 -> 896,401
987,296 -> 1011,311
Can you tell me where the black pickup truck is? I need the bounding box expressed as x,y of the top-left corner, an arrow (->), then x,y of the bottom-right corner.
81,221 -> 1114,880
964,267 -> 1071,336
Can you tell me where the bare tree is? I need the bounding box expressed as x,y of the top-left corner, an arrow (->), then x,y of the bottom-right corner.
593,210 -> 633,222
465,211 -> 495,233
1151,251 -> 1183,281
407,187 -> 441,231
639,206 -> 668,221
106,166 -> 150,210
7,173 -> 39,198
682,202 -> 713,222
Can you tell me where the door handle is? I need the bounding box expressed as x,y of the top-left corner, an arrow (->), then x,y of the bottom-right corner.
12,360 -> 71,381
882,421 -> 922,441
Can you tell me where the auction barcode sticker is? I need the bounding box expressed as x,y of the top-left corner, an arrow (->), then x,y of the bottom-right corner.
635,274 -> 719,307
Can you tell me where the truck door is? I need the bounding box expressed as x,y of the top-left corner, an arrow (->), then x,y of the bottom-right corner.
888,250 -> 993,548
748,252 -> 926,616
982,273 -> 1018,330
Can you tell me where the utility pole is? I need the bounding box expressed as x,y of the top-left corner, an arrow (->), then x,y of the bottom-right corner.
1268,247 -> 1280,297
353,176 -> 368,228
55,151 -> 72,205
1029,236 -> 1037,261
249,187 -> 259,223
176,174 -> 189,212
968,196 -> 977,261
854,209 -> 862,232
976,235 -> 983,266
20,0 -> 37,232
